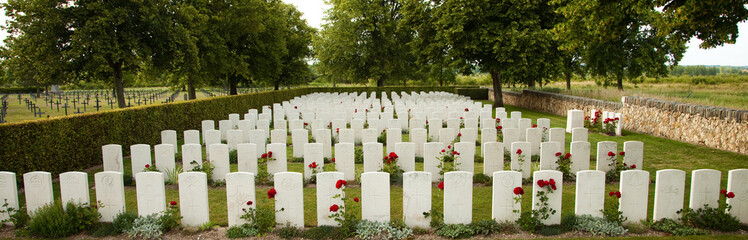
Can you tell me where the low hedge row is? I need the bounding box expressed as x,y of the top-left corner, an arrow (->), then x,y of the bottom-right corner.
0,87 -> 38,94
0,86 -> 474,177
456,88 -> 489,100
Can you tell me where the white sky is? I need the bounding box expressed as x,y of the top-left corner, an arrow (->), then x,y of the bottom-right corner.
1,0 -> 746,66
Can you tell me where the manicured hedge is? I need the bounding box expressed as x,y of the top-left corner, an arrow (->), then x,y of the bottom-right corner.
0,87 -> 38,94
0,86 -> 476,177
455,88 -> 489,100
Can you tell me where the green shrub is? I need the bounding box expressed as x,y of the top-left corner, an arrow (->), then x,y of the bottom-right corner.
650,218 -> 708,236
469,219 -> 501,235
112,211 -> 139,234
27,202 -> 100,238
473,173 -> 491,185
0,87 -> 37,94
126,214 -> 163,239
573,215 -> 627,236
355,220 -> 413,240
680,205 -> 741,232
276,225 -> 301,239
0,199 -> 28,229
516,211 -> 541,233
354,147 -> 364,164
436,224 -> 475,238
226,224 -> 260,238
229,149 -> 238,164
455,88 -> 488,100
301,226 -> 349,240
535,224 -> 568,236
90,223 -> 119,237
625,223 -> 649,234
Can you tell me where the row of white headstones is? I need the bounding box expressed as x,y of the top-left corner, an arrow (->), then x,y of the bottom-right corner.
2,168 -> 746,229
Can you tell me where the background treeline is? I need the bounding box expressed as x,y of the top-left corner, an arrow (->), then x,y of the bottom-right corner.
669,65 -> 748,76
0,0 -> 315,107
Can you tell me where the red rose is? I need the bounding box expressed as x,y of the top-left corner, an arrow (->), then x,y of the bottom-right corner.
268,151 -> 273,157
145,164 -> 150,168
631,164 -> 636,169
537,180 -> 545,187
619,151 -> 625,156
336,128 -> 339,133
549,179 -> 555,185
294,106 -> 298,109
309,162 -> 318,169
555,152 -> 562,157
331,158 -> 336,163
533,124 -> 537,128
615,117 -> 619,120
516,149 -> 522,155
609,191 -> 615,197
564,153 -> 571,159
513,187 -> 524,195
721,189 -> 728,195
389,152 -> 398,158
457,133 -> 462,137
354,197 -> 359,202
608,151 -> 615,157
170,201 -> 177,206
329,204 -> 339,212
460,117 -> 463,120
464,108 -> 469,112
336,179 -> 346,189
727,192 -> 735,198
304,122 -> 308,126
247,201 -> 253,206
268,188 -> 277,199
497,126 -> 503,130
441,149 -> 446,152
261,153 -> 268,159
453,151 -> 459,155
438,181 -> 444,190
447,145 -> 451,149
551,185 -> 557,190
615,191 -> 622,198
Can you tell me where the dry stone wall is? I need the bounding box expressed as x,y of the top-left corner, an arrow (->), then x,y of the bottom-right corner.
492,89 -> 748,154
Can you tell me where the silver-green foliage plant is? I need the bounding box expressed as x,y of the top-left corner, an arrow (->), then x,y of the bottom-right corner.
573,215 -> 627,236
355,220 -> 413,240
126,214 -> 163,239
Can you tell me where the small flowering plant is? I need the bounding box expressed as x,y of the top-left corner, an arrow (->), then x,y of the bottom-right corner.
377,129 -> 387,145
160,200 -> 182,231
329,179 -> 360,228
605,151 -> 631,182
584,110 -> 603,130
555,152 -> 573,180
307,161 -> 321,184
383,152 -> 405,184
603,190 -> 626,224
143,163 -> 158,172
602,117 -> 620,135
512,186 -> 525,213
436,146 -> 461,179
513,149 -> 527,175
303,122 -> 312,132
533,178 -> 557,221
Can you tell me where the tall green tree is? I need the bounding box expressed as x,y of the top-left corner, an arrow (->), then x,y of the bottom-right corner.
435,0 -> 556,107
401,0 -> 455,86
554,0 -> 686,90
656,0 -> 748,49
316,0 -> 417,87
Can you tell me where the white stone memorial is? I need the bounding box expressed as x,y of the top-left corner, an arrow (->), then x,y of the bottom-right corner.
266,143 -> 288,174
209,144 -> 230,182
271,129 -> 287,145
727,169 -> 748,224
623,141 -> 644,169
237,143 -> 258,174
566,109 -> 584,133
335,143 -> 356,180
227,129 -> 244,151
689,169 -> 721,210
492,171 -> 522,222
619,170 -> 650,223
226,172 -> 256,227
274,172 -> 304,228
483,142 -> 504,175
532,170 -> 563,225
386,128 -> 402,151
102,144 -> 123,172
154,144 -> 175,180
304,143 -> 324,181
135,172 -> 166,216
575,170 -> 605,217
511,142 -> 532,179
653,169 -> 685,221
502,128 -> 519,146
363,142 -> 384,173
570,141 -> 590,174
316,172 -> 345,226
424,142 -> 445,182
184,130 -> 201,145
403,171 -> 432,229
454,142 -> 475,174
95,171 -> 126,222
23,171 -> 53,215
362,172 -> 390,223
526,128 -> 542,156
0,172 -> 19,223
60,172 -> 89,208
179,172 -> 210,227
182,144 -> 203,170
444,171 -> 473,224
249,129 -> 267,158
410,128 -> 427,158
394,142 -> 416,172
219,120 -> 230,141
596,141 -> 618,173
548,127 -> 566,153
201,120 -> 214,144
291,129 -> 309,158
161,130 -> 178,153
539,142 -> 561,171
130,144 -> 152,177
316,129 -> 333,159
571,127 -> 588,142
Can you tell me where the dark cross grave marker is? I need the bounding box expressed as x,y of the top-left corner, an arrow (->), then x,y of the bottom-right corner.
63,103 -> 69,115
18,94 -> 22,104
55,100 -> 61,112
75,108 -> 84,114
95,96 -> 101,111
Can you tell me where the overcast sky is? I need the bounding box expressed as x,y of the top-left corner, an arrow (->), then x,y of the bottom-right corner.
1,0 -> 746,66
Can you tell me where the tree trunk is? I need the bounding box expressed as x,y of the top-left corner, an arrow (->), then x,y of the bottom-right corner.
112,61 -> 126,108
35,83 -> 40,97
528,78 -> 535,88
187,77 -> 196,99
617,75 -> 623,90
490,70 -> 503,107
565,71 -> 571,90
229,76 -> 238,95
377,78 -> 384,87
274,81 -> 280,90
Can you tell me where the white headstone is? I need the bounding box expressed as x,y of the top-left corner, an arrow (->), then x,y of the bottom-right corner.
351,119 -> 364,144
219,120 -> 230,141
155,144 -> 175,180
60,172 -> 89,208
386,128 -> 402,152
227,130 -> 244,151
266,143 -> 288,174
229,113 -> 240,129
179,172 -> 210,227
566,109 -> 584,133
23,171 -> 54,215
226,172 -> 256,227
570,141 -> 590,174
249,129 -> 267,158
335,143 -> 356,181
274,119 -> 288,132
689,169 -> 721,210
619,170 -> 649,223
459,128 -> 478,145
338,128 -> 355,144
135,172 -> 166,216
102,144 -> 123,173
161,130 -> 178,153
209,144 -> 230,182
526,128 -> 542,156
428,118 -> 442,142
532,170 -> 563,225
403,171 -> 432,229
274,172 -> 304,228
502,128 -> 519,145
623,141 -> 644,169
95,171 -> 126,222
548,127 -> 566,153
483,142 -> 504,175
304,143 -> 324,181
205,129 -> 221,149
394,142 -> 416,172
518,118 -> 531,141
130,144 -> 152,177
184,130 -> 201,145
237,143 -> 258,174
182,144 -> 203,170
424,142 -> 445,182
363,142 -> 384,173
536,118 -> 550,140
291,129 -> 309,158
444,171 -> 473,224
596,141 -> 618,173
571,127 -> 588,142
575,170 -> 605,217
201,120 -> 214,144
454,142 -> 475,174
257,119 -> 271,138
362,172 -> 390,222
539,142 -> 561,171
316,172 -> 345,226
271,129 -> 288,145
727,169 -> 748,224
492,171 -> 522,222
653,169 -> 685,221
316,129 -> 333,159
0,172 -> 19,223
238,120 -> 255,142
511,142 -> 532,179
439,128 -> 457,145
481,128 -> 498,150
410,128 -> 427,158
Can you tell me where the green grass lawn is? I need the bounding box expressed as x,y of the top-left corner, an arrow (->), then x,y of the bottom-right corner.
12,102 -> 748,233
